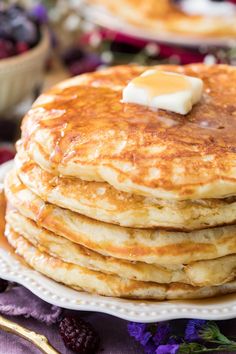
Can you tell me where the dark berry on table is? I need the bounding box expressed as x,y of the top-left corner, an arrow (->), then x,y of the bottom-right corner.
59,316 -> 100,354
0,279 -> 8,293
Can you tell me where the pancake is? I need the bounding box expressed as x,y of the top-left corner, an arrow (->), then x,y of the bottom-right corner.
16,149 -> 236,231
6,225 -> 236,300
7,207 -> 236,287
21,64 -> 236,200
5,169 -> 236,265
88,0 -> 236,38
0,185 -> 6,237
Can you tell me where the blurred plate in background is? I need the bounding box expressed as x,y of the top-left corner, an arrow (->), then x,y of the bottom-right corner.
83,4 -> 236,48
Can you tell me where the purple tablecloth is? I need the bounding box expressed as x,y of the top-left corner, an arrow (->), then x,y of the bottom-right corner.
0,285 -> 142,354
0,285 -> 236,354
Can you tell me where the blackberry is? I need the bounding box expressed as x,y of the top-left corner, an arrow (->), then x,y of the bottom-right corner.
59,316 -> 100,354
0,279 -> 8,293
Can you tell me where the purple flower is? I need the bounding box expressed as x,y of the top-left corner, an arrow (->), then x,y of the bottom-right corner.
31,4 -> 48,24
140,331 -> 152,346
169,337 -> 182,345
127,322 -> 146,341
153,322 -> 171,346
185,320 -> 207,342
127,322 -> 152,347
156,344 -> 179,354
127,323 -> 147,341
144,341 -> 157,354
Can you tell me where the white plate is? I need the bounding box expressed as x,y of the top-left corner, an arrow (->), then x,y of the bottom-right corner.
1,160 -> 236,323
82,4 -> 236,48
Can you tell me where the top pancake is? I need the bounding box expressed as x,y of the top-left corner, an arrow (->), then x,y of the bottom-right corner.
21,64 -> 236,200
88,0 -> 236,38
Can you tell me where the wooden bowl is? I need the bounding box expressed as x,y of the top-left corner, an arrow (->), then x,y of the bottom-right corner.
0,29 -> 50,115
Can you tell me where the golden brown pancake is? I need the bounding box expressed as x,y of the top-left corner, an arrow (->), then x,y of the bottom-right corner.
88,0 -> 236,38
15,149 -> 236,231
6,225 -> 236,300
7,207 -> 236,287
21,64 -> 236,200
0,186 -> 6,237
5,169 -> 236,266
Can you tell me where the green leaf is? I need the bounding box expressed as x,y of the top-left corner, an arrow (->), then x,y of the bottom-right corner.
178,342 -> 206,354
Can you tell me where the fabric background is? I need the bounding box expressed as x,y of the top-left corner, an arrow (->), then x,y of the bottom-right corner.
0,284 -> 236,354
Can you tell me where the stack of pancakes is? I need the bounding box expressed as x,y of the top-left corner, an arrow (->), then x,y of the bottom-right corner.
4,64 -> 236,300
88,0 -> 236,38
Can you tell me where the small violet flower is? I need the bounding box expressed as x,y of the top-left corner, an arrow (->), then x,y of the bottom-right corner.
140,331 -> 152,346
156,344 -> 180,354
128,320 -> 236,354
153,322 -> 171,346
144,341 -> 158,354
127,322 -> 146,341
185,319 -> 207,342
31,4 -> 48,24
127,322 -> 152,346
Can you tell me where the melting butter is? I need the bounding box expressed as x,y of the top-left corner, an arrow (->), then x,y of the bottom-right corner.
122,70 -> 203,115
133,71 -> 191,97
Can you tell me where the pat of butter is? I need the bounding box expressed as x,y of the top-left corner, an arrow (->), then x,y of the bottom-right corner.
122,70 -> 203,115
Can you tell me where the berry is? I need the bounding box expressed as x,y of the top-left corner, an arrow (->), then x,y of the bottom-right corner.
0,14 -> 12,40
0,147 -> 15,164
16,41 -> 29,54
7,4 -> 25,19
11,20 -> 38,46
0,4 -> 41,59
0,39 -> 15,59
0,279 -> 8,293
59,316 -> 100,354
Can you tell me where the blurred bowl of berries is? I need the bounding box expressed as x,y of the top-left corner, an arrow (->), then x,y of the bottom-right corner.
0,4 -> 50,115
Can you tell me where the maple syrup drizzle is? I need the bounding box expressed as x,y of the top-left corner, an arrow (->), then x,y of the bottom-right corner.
132,71 -> 191,101
0,188 -> 26,263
